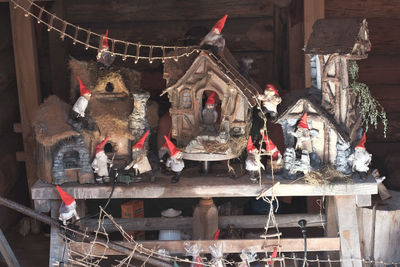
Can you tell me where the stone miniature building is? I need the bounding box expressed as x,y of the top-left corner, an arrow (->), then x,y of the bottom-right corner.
276,18 -> 371,176
162,49 -> 262,157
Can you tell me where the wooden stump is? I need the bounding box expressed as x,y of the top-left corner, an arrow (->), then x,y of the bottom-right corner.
357,190 -> 400,262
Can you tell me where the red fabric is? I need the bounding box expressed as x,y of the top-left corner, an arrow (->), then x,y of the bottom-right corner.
102,29 -> 109,49
95,137 -> 109,154
247,136 -> 257,153
77,76 -> 91,96
355,132 -> 367,149
265,84 -> 279,97
56,186 -> 75,206
164,136 -> 180,157
263,135 -> 278,152
298,113 -> 308,129
212,14 -> 228,33
132,130 -> 149,150
205,92 -> 216,105
213,229 -> 220,240
194,256 -> 204,267
267,247 -> 278,267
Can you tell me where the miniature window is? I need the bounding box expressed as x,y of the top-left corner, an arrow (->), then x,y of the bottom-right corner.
182,90 -> 192,108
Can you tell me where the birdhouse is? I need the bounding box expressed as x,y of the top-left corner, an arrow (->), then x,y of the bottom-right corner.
162,49 -> 262,158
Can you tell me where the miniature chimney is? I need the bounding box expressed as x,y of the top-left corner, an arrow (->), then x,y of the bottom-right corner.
129,90 -> 150,144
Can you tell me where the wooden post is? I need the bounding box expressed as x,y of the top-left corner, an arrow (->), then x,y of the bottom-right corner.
9,1 -> 41,192
304,0 -> 324,88
335,196 -> 362,267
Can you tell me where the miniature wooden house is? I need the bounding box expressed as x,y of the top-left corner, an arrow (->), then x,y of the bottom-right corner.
276,18 -> 371,174
162,49 -> 262,155
305,18 -> 371,142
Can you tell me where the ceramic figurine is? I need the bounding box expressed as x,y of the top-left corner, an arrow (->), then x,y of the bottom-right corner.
201,92 -> 218,133
56,185 -> 79,225
349,133 -> 372,180
91,137 -> 111,183
125,130 -> 152,176
72,76 -> 91,119
200,14 -> 228,53
245,136 -> 264,183
290,113 -> 314,153
164,136 -> 185,183
96,29 -> 116,68
159,129 -> 171,163
257,84 -> 282,117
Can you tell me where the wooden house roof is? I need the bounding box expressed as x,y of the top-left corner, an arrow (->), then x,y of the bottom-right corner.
163,48 -> 262,107
275,90 -> 350,143
305,18 -> 368,55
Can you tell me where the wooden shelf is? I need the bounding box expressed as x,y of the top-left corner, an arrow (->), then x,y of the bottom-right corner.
31,173 -> 377,200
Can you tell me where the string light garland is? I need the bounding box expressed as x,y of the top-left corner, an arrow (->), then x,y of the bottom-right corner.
9,0 -> 200,63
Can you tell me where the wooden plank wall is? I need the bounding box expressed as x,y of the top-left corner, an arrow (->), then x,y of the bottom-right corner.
326,0 -> 400,173
54,0 -> 277,99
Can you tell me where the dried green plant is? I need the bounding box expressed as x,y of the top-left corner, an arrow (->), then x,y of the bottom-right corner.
348,61 -> 387,137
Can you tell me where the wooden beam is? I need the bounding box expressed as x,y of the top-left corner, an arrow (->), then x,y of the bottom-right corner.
304,0 -> 324,88
65,0 -> 273,23
69,237 -> 341,256
288,21 -> 304,90
326,0 -> 400,18
9,0 -> 41,191
0,227 -> 21,267
31,175 -> 378,200
81,214 -> 326,232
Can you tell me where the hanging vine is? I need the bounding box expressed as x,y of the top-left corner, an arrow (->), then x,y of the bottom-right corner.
348,60 -> 388,137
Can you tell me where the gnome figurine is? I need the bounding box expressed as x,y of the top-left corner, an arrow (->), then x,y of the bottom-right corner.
125,130 -> 152,176
164,136 -> 185,183
92,137 -> 111,183
349,133 -> 372,180
159,129 -> 171,164
96,29 -> 116,68
200,14 -> 228,53
72,76 -> 91,120
260,131 -> 283,170
290,113 -> 317,153
245,136 -> 265,184
56,185 -> 80,225
257,84 -> 282,117
201,92 -> 218,133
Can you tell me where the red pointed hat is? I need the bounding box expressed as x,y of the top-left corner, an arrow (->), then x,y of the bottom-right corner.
247,136 -> 257,153
77,76 -> 91,96
56,186 -> 75,206
132,130 -> 149,150
102,29 -> 109,49
265,84 -> 280,97
95,137 -> 109,154
164,135 -> 180,157
298,113 -> 308,129
355,132 -> 367,149
263,134 -> 277,152
212,14 -> 228,33
205,92 -> 216,105
162,129 -> 172,149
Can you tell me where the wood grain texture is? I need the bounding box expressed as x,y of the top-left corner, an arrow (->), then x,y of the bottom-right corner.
326,0 -> 400,18
79,17 -> 274,52
335,196 -> 362,267
288,22 -> 305,90
9,1 -> 41,191
367,18 -> 400,55
69,237 -> 340,256
65,0 -> 273,23
358,55 -> 400,85
31,174 -> 377,200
